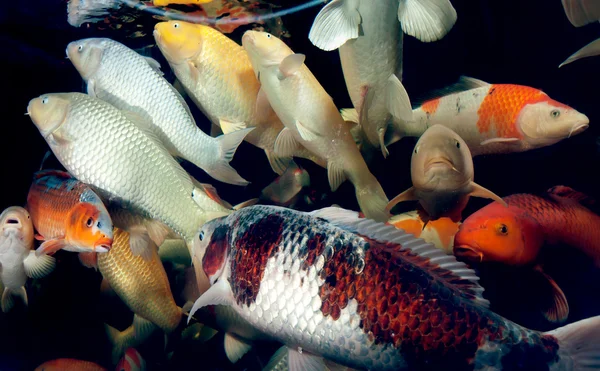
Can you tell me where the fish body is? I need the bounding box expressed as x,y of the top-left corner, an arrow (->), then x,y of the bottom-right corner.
27,93 -> 229,245
189,205 -> 600,370
26,170 -> 113,256
34,359 -> 107,371
386,125 -> 504,220
242,31 -> 389,222
153,21 -> 323,175
67,37 -> 251,186
392,82 -> 589,156
260,163 -> 310,207
388,210 -> 460,254
454,186 -> 600,267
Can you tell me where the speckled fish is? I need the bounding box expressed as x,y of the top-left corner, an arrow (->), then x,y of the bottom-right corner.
188,205 -> 600,370
153,20 -> 324,175
34,358 -> 107,371
66,37 -> 253,186
388,209 -> 460,254
242,31 -> 390,222
373,77 -> 590,156
27,93 -> 230,249
99,228 -> 181,363
0,207 -> 55,312
26,170 -> 113,256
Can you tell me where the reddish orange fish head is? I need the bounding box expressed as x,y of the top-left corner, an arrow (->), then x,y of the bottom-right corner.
517,95 -> 589,146
65,200 -> 113,253
453,202 -> 544,266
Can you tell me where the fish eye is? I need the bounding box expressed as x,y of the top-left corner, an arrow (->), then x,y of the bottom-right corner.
414,146 -> 418,154
456,141 -> 460,149
173,23 -> 180,28
266,34 -> 271,38
551,109 -> 560,118
77,45 -> 83,52
86,217 -> 94,227
42,97 -> 49,104
199,230 -> 205,241
496,223 -> 508,235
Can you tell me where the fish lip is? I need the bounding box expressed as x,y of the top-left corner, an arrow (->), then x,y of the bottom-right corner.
94,238 -> 112,253
568,121 -> 589,138
453,245 -> 483,264
424,157 -> 454,173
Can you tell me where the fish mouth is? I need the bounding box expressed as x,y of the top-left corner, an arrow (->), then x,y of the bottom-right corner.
568,121 -> 589,138
453,245 -> 483,264
425,157 -> 455,173
94,238 -> 112,253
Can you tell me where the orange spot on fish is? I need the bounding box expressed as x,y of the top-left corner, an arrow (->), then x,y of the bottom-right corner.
427,217 -> 460,248
421,98 -> 441,116
389,218 -> 424,238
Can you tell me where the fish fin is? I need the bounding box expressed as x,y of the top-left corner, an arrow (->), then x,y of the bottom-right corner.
211,122 -> 224,137
354,180 -> 390,223
144,219 -> 172,248
223,333 -> 253,364
340,108 -> 359,124
133,314 -> 158,341
398,0 -> 457,42
561,0 -> 600,27
296,120 -> 321,142
327,161 -> 347,192
78,252 -> 98,270
211,128 -> 255,186
105,323 -> 132,364
311,207 -> 490,307
233,199 -> 260,211
128,226 -> 153,261
469,182 -> 507,207
34,234 -> 45,241
279,54 -> 306,79
255,87 -> 273,122
480,137 -> 520,146
23,250 -> 56,279
560,38 -> 600,67
544,315 -> 600,370
386,186 -> 417,212
358,85 -> 374,129
308,0 -> 361,51
264,346 -> 289,371
219,119 -> 247,135
36,238 -> 67,256
1,287 -> 27,313
265,149 -> 294,175
87,78 -> 98,97
143,56 -> 163,76
288,347 -> 327,371
187,278 -> 234,324
534,266 -> 569,324
195,181 -> 234,209
547,185 -> 596,208
386,74 -> 414,123
274,127 -> 301,157
411,76 -> 490,108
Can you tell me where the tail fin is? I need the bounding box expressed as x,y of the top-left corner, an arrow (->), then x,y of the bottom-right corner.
546,315 -> 600,370
1,287 -> 27,313
105,315 -> 157,364
354,176 -> 390,223
208,128 -> 254,186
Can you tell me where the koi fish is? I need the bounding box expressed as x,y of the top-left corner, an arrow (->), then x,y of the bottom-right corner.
388,209 -> 460,254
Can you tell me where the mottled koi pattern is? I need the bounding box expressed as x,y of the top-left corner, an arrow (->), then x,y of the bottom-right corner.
421,98 -> 441,117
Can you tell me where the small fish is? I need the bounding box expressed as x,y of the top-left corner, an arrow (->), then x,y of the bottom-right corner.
153,20 -> 324,175
66,37 -> 253,186
26,170 -> 113,256
310,0 -> 456,157
260,164 -> 310,207
115,348 -> 146,371
99,228 -> 181,363
358,77 -> 589,156
242,31 -> 390,222
387,209 -> 460,254
188,205 -> 600,370
386,125 -> 505,220
27,93 -> 230,248
454,186 -> 600,323
0,207 -> 55,312
34,359 -> 107,371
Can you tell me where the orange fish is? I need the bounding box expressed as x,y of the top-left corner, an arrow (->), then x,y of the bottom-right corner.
34,358 -> 107,371
26,170 -> 114,256
388,209 -> 461,254
454,186 -> 600,323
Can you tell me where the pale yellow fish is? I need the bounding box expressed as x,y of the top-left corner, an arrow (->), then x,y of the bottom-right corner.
153,21 -> 325,175
242,31 -> 390,222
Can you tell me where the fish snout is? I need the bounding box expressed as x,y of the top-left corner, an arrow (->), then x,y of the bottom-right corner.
568,115 -> 590,138
94,237 -> 113,253
453,245 -> 483,264
242,31 -> 256,47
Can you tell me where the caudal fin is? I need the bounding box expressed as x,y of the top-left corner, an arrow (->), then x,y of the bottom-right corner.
1,287 -> 27,313
546,315 -> 600,370
208,128 -> 254,186
354,177 -> 390,223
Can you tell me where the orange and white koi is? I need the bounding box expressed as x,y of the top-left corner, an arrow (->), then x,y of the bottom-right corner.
387,210 -> 460,254
26,170 -> 113,256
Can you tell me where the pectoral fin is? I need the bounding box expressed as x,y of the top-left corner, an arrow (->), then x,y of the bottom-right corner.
535,265 -> 569,324
386,187 -> 417,212
296,120 -> 321,142
279,54 -> 305,79
224,333 -> 253,363
274,127 -> 301,157
480,137 -> 520,146
327,161 -> 347,192
187,278 -> 234,324
23,251 -> 56,279
469,182 -> 507,207
36,238 -> 68,256
308,0 -> 361,51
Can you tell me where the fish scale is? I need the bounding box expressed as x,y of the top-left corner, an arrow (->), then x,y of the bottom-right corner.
193,206 -> 571,370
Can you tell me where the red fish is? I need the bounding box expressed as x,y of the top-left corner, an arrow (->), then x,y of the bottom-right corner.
115,348 -> 146,371
34,358 -> 107,371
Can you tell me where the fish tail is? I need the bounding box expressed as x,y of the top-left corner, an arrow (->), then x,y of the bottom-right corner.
204,127 -> 255,186
546,315 -> 600,370
105,314 -> 157,365
1,287 -> 28,313
354,175 -> 390,223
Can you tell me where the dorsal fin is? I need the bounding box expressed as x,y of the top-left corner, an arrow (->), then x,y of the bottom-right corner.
412,76 -> 491,108
547,185 -> 596,209
33,169 -> 73,180
311,207 -> 490,308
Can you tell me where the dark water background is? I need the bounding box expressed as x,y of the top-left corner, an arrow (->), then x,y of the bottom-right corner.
1,0 -> 600,369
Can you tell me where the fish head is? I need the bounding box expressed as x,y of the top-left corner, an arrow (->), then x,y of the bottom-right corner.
65,199 -> 114,253
517,98 -> 589,146
411,125 -> 473,192
66,38 -> 105,80
27,94 -> 71,142
154,21 -> 205,64
453,202 -> 543,266
242,30 -> 293,77
193,218 -> 229,285
0,207 -> 34,248
115,347 -> 145,371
